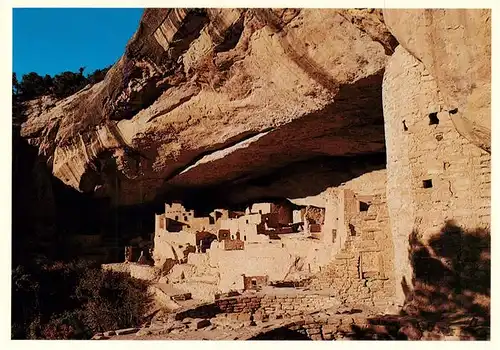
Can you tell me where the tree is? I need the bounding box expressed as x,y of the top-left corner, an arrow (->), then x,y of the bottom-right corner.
52,71 -> 87,98
12,72 -> 19,95
18,72 -> 45,100
43,75 -> 54,94
13,63 -> 113,102
86,65 -> 111,85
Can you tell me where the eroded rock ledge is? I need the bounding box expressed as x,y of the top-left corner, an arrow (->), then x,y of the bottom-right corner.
21,8 -> 394,206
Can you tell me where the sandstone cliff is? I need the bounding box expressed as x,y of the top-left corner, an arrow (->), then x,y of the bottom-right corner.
15,7 -> 491,321
383,9 -> 491,153
21,8 -> 396,207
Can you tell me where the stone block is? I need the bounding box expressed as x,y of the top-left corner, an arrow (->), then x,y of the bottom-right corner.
322,324 -> 337,334
307,327 -> 322,334
103,330 -> 116,337
136,329 -> 152,336
323,333 -> 333,340
253,312 -> 264,321
290,319 -> 305,327
237,312 -> 252,321
115,328 -> 139,335
337,324 -> 353,333
193,318 -> 211,329
91,334 -> 108,340
335,252 -> 355,260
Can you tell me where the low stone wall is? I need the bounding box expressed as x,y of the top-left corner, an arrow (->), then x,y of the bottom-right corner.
257,292 -> 339,319
309,194 -> 395,308
129,264 -> 162,282
216,295 -> 262,314
250,312 -> 373,340
223,239 -> 244,251
102,262 -> 131,274
172,290 -> 340,321
250,312 -> 490,340
101,262 -> 162,282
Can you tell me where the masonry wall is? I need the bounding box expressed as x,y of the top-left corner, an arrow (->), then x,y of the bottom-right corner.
153,229 -> 195,268
310,193 -> 395,307
209,239 -> 332,293
223,239 -> 244,251
174,291 -> 339,321
383,46 -> 491,305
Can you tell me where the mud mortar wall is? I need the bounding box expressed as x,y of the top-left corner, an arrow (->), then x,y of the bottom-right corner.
310,193 -> 395,307
173,291 -> 339,320
383,46 -> 491,304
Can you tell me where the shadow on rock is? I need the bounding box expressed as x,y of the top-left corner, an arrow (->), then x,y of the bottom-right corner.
351,221 -> 490,340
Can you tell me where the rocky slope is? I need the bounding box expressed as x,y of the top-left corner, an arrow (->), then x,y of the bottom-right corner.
20,8 -> 396,207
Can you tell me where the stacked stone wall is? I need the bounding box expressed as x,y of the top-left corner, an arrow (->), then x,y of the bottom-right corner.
310,194 -> 395,307
383,46 -> 491,304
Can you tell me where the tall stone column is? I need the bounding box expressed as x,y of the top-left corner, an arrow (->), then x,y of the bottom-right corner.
383,46 -> 490,306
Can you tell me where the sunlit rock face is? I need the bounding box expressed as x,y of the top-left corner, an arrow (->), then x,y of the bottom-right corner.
21,8 -> 395,207
383,9 -> 491,153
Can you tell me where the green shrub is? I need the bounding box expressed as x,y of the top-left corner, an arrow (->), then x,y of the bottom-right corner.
75,268 -> 151,333
11,260 -> 152,339
12,65 -> 112,103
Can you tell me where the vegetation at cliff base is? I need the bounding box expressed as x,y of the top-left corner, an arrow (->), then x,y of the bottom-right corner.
11,260 -> 152,340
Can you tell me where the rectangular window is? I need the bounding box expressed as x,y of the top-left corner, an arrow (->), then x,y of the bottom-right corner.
359,201 -> 369,212
422,179 -> 433,188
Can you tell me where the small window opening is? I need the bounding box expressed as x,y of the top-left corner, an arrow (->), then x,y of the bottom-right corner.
251,279 -> 257,286
184,216 -> 187,221
449,108 -> 458,114
175,215 -> 179,221
422,179 -> 433,188
402,120 -> 408,131
359,201 -> 370,212
259,210 -> 262,214
429,112 -> 439,125
246,220 -> 249,224
349,223 -> 357,236
244,236 -> 247,241
231,235 -> 234,239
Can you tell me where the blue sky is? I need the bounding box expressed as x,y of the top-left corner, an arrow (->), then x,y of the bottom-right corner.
13,8 -> 144,78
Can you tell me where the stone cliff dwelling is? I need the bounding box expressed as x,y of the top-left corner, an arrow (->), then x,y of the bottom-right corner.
114,186 -> 397,304
16,7 -> 490,341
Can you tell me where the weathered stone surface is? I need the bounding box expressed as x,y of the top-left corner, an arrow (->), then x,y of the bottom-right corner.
192,318 -> 211,329
20,8 -> 391,207
383,45 -> 490,305
14,9 -> 491,341
383,9 -> 491,152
